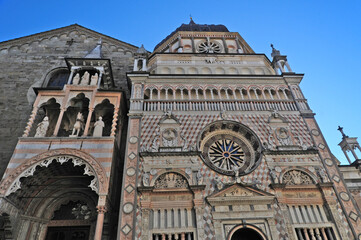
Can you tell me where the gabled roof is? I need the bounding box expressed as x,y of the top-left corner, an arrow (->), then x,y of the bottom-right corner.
0,24 -> 138,50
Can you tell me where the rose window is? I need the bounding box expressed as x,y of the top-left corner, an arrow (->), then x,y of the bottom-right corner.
208,139 -> 245,171
199,121 -> 262,176
197,41 -> 222,53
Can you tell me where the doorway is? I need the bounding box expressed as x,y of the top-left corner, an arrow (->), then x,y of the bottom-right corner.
45,226 -> 90,240
230,227 -> 264,240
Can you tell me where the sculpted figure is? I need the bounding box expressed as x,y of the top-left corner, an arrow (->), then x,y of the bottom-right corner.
35,116 -> 49,137
90,73 -> 99,86
143,173 -> 150,186
196,170 -> 203,185
80,71 -> 90,85
71,112 -> 84,137
93,116 -> 104,137
72,73 -> 80,85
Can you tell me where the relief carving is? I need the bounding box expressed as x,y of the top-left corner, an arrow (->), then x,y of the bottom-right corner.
282,170 -> 314,185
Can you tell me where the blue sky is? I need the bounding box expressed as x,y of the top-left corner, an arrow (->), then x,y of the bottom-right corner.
1,0 -> 360,164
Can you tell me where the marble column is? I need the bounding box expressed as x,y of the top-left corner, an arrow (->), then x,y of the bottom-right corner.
94,205 -> 107,240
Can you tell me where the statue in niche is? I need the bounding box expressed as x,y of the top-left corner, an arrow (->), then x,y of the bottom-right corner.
35,116 -> 49,137
90,73 -> 99,86
80,71 -> 90,85
143,173 -> 150,186
70,112 -> 84,137
72,73 -> 80,85
93,116 -> 104,137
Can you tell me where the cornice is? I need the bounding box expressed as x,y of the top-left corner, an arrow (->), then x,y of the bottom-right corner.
0,24 -> 138,50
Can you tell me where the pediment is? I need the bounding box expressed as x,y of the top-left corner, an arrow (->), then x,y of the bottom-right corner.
207,184 -> 274,206
0,24 -> 138,51
211,184 -> 272,198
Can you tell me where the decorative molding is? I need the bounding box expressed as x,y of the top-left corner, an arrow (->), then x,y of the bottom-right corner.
0,148 -> 108,196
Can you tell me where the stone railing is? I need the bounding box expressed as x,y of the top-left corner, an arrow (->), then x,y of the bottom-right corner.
295,227 -> 336,240
152,231 -> 194,240
138,99 -> 301,112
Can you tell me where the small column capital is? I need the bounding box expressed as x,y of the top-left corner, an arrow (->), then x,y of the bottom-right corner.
97,205 -> 107,214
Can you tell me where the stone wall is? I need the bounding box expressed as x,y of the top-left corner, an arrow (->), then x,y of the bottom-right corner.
0,25 -> 137,177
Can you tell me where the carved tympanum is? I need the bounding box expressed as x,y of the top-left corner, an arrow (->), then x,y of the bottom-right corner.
154,172 -> 188,189
282,170 -> 314,185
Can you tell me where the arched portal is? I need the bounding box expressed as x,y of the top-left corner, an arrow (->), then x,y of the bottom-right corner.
228,225 -> 267,240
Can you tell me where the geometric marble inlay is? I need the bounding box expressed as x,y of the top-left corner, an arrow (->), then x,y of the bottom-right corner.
129,136 -> 138,144
128,152 -> 137,160
311,129 -> 320,136
123,202 -> 134,214
318,143 -> 325,150
349,211 -> 358,222
340,192 -> 350,201
125,184 -> 135,194
122,224 -> 132,235
325,158 -> 333,166
126,167 -> 136,176
332,175 -> 340,183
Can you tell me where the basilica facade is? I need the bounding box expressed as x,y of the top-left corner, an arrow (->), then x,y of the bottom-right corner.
0,20 -> 360,240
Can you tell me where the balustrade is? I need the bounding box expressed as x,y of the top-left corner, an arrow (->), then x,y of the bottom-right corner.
295,227 -> 336,240
142,99 -> 300,112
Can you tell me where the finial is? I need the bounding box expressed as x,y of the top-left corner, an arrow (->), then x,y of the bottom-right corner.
338,126 -> 349,139
270,44 -> 281,57
189,15 -> 195,24
97,38 -> 102,45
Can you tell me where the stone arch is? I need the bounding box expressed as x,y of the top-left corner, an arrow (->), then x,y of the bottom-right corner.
150,170 -> 191,188
175,67 -> 185,74
280,167 -> 317,185
42,192 -> 97,220
0,148 -> 108,196
227,224 -> 267,240
197,120 -> 263,176
42,67 -> 70,87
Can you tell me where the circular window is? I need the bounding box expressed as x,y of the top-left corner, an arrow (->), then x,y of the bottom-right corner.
197,41 -> 222,53
199,121 -> 262,176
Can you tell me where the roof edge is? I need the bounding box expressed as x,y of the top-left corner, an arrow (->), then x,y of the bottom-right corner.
0,24 -> 139,50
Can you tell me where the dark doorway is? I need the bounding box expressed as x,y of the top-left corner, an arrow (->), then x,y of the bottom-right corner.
230,227 -> 264,240
45,226 -> 90,240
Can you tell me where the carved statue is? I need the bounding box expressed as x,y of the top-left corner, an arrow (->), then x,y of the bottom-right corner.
162,128 -> 177,147
90,73 -> 99,86
271,109 -> 280,118
71,112 -> 84,137
72,73 -> 80,85
93,116 -> 104,137
80,71 -> 90,85
232,165 -> 240,178
269,168 -> 279,184
143,173 -> 150,186
317,168 -> 329,183
276,127 -> 291,145
34,116 -> 49,137
196,170 -> 203,185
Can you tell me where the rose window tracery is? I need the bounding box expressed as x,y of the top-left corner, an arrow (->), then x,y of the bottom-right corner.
199,121 -> 262,176
197,41 -> 222,53
208,139 -> 245,171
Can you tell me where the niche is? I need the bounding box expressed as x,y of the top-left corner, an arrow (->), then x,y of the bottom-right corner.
58,93 -> 89,137
89,99 -> 114,136
31,98 -> 60,137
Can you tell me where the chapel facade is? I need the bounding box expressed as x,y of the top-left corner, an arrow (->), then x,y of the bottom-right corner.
0,20 -> 360,240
